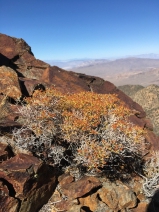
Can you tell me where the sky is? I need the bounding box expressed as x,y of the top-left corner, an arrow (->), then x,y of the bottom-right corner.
1,0 -> 159,60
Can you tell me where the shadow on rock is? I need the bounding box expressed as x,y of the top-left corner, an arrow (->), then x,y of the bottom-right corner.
147,189 -> 159,212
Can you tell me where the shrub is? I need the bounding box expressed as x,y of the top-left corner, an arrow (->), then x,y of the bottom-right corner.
12,88 -> 147,179
140,151 -> 159,197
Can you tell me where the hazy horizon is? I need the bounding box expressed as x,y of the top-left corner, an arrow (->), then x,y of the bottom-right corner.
45,53 -> 159,62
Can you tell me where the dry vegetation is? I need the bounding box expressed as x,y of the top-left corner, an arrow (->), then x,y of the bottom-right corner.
7,87 -> 159,197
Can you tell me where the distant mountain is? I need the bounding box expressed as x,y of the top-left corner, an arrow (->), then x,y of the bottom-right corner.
135,53 -> 159,59
118,84 -> 159,135
44,59 -> 110,69
70,58 -> 159,86
45,54 -> 159,69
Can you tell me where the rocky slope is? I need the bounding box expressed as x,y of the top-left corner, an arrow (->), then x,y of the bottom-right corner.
118,84 -> 159,136
0,33 -> 159,212
118,85 -> 144,97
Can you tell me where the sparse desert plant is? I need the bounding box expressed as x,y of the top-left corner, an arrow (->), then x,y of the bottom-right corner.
139,151 -> 159,197
11,87 -> 148,180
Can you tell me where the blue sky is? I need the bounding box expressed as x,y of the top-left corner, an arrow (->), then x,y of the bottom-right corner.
1,0 -> 159,60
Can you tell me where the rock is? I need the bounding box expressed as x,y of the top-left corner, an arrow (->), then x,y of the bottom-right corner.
0,196 -> 19,212
50,189 -> 61,203
79,193 -> 98,211
98,181 -> 137,211
18,77 -> 46,96
40,66 -> 90,93
67,204 -> 81,212
131,178 -> 145,200
51,199 -> 79,212
0,33 -> 49,79
0,66 -> 21,99
94,201 -> 113,212
61,176 -> 101,200
117,186 -> 137,210
0,120 -> 22,134
145,131 -> 159,150
58,173 -> 74,186
98,184 -> 118,209
0,94 -> 10,120
15,52 -> 49,79
131,201 -> 148,212
128,115 -> 147,129
0,142 -> 14,162
0,178 -> 19,212
0,153 -> 57,212
0,33 -> 33,60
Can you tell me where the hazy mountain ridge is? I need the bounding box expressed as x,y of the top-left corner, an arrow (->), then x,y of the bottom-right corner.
45,58 -> 110,69
118,84 -> 159,135
45,55 -> 159,86
70,57 -> 159,86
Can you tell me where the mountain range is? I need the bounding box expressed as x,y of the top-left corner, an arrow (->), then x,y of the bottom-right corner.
45,55 -> 159,86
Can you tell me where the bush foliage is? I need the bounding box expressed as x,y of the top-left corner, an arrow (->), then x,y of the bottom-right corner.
12,88 -> 150,182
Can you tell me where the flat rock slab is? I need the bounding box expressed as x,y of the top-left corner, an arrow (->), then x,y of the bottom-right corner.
61,176 -> 101,200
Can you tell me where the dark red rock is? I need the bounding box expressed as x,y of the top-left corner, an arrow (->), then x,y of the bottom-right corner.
0,33 -> 33,60
14,51 -> 49,79
0,153 -> 57,212
19,77 -> 45,96
0,33 -> 49,79
58,173 -> 74,186
128,115 -> 146,128
0,196 -> 19,212
0,120 -> 22,134
145,131 -> 159,150
0,143 -> 14,162
41,66 -> 90,93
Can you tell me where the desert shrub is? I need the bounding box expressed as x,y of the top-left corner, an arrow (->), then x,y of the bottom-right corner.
139,151 -> 159,197
12,88 -> 147,178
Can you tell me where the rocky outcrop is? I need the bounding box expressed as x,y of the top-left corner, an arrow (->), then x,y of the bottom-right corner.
0,33 -> 49,79
0,33 -> 158,211
0,152 -> 57,212
0,66 -> 21,99
40,173 -> 149,212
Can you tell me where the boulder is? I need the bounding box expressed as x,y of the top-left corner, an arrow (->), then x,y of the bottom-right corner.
18,77 -> 45,96
98,184 -> 118,209
0,33 -> 49,79
0,142 -> 14,162
79,192 -> 99,211
58,173 -> 74,186
98,181 -> 137,211
0,66 -> 21,99
131,202 -> 148,212
0,153 -> 57,212
0,196 -> 19,212
60,176 -> 101,200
